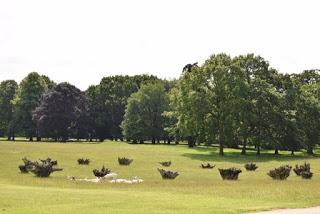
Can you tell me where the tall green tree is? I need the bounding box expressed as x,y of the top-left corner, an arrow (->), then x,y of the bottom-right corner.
121,83 -> 169,143
270,74 -> 302,155
169,62 -> 209,147
0,80 -> 18,140
13,72 -> 48,141
169,54 -> 285,155
86,75 -> 160,141
170,54 -> 236,154
294,70 -> 320,154
202,54 -> 235,155
234,55 -> 280,155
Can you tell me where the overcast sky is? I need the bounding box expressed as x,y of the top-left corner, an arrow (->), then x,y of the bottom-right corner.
0,0 -> 319,90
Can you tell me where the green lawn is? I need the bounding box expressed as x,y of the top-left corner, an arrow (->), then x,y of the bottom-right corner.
0,140 -> 319,214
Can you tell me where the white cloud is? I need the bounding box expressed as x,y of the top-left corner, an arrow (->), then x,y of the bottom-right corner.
0,0 -> 319,90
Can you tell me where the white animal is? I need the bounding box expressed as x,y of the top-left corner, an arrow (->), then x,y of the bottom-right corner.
102,173 -> 118,179
110,176 -> 144,184
67,174 -> 143,184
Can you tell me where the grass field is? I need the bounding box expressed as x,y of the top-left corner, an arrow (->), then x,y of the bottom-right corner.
0,140 -> 319,214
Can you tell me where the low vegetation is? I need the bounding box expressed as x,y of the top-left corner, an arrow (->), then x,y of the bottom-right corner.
244,162 -> 258,171
18,157 -> 62,177
158,168 -> 179,180
218,168 -> 242,180
201,162 -> 215,169
92,165 -> 111,178
159,161 -> 171,167
118,157 -> 133,166
293,162 -> 313,179
77,158 -> 90,165
267,165 -> 292,180
0,140 -> 320,213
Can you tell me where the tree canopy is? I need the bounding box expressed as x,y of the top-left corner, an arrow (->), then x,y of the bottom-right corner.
12,72 -> 48,140
32,82 -> 89,142
121,83 -> 169,143
0,55 -> 319,156
0,80 -> 18,139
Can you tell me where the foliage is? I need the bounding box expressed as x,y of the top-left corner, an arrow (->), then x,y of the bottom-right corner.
92,165 -> 111,177
267,165 -> 292,180
244,162 -> 258,171
78,158 -> 90,165
12,72 -> 48,140
218,168 -> 242,180
18,157 -> 62,177
168,54 -> 320,155
86,75 -> 162,141
121,83 -> 169,142
0,80 -> 18,139
118,157 -> 133,165
159,161 -> 171,167
32,82 -> 90,141
0,58 -> 319,154
201,163 -> 215,169
293,162 -> 311,176
157,168 -> 179,179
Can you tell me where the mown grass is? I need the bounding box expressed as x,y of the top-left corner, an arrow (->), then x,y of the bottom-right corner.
0,140 -> 319,214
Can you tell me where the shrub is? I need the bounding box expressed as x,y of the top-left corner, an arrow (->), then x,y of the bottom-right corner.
93,166 -> 111,177
18,157 -> 34,173
29,160 -> 63,177
301,171 -> 313,179
244,163 -> 258,171
78,158 -> 90,165
201,163 -> 215,169
158,168 -> 179,179
267,165 -> 292,180
293,162 -> 313,179
218,168 -> 242,180
40,158 -> 58,165
293,162 -> 310,176
159,161 -> 171,167
118,157 -> 133,166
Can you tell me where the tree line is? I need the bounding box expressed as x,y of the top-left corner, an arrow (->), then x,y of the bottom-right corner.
0,53 -> 319,155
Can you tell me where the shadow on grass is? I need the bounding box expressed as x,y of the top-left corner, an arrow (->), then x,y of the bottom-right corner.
182,147 -> 320,163
0,139 -> 104,145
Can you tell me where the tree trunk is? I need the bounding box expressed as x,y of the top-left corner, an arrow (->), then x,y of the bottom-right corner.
291,150 -> 294,155
29,137 -> 33,141
175,140 -> 179,145
241,138 -> 247,155
256,145 -> 260,155
168,139 -> 171,144
151,139 -> 155,144
139,140 -> 144,144
7,136 -> 11,141
275,149 -> 279,155
36,137 -> 41,142
307,145 -> 313,155
187,137 -> 194,148
219,143 -> 224,156
157,139 -> 160,144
